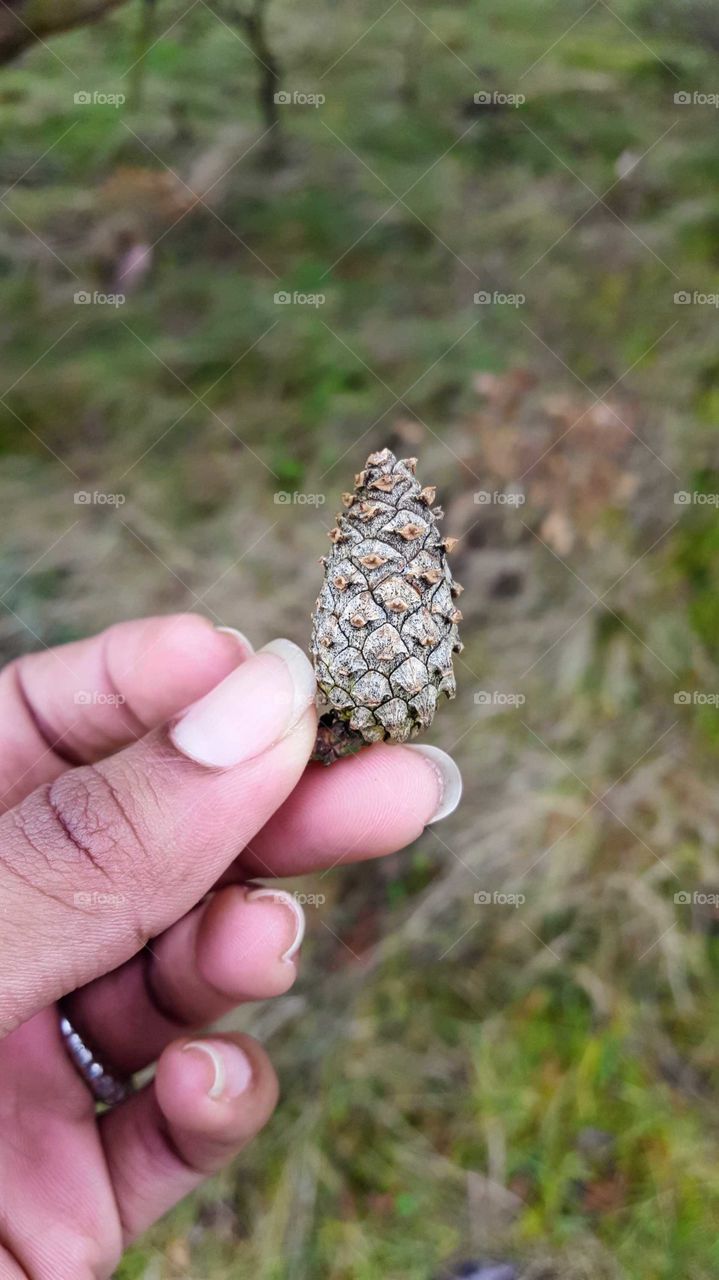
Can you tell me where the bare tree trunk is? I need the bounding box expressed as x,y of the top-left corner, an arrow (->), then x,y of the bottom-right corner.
244,3 -> 280,131
129,0 -> 159,109
211,0 -> 282,138
0,0 -> 133,64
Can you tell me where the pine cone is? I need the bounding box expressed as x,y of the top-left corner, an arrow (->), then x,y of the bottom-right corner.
311,448 -> 463,764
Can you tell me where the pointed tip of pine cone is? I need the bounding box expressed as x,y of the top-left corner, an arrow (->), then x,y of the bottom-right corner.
366,447 -> 395,467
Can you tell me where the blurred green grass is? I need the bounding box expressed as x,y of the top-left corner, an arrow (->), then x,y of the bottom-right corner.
3,1 -> 719,1277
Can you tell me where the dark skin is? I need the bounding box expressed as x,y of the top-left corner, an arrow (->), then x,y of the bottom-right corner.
0,613 -> 455,1277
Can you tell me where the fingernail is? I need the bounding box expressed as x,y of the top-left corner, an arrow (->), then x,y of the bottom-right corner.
215,625 -> 254,656
260,639 -> 319,725
404,744 -> 462,822
246,884 -> 306,964
170,638 -> 316,768
183,1039 -> 253,1100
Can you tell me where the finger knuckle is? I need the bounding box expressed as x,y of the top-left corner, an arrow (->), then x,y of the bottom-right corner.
51,764 -> 148,880
13,765 -> 149,888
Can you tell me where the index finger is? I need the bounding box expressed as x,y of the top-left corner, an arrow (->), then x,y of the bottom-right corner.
0,614 -> 251,811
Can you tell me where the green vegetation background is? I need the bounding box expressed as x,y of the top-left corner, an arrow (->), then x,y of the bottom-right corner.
2,1 -> 719,1276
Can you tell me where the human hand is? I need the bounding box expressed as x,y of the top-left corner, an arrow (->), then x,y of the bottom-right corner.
0,614 -> 460,1278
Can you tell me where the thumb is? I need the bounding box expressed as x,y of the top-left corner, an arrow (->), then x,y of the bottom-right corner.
0,639 -> 317,1035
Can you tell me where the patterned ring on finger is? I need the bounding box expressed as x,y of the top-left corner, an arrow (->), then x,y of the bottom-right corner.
58,1007 -> 135,1107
